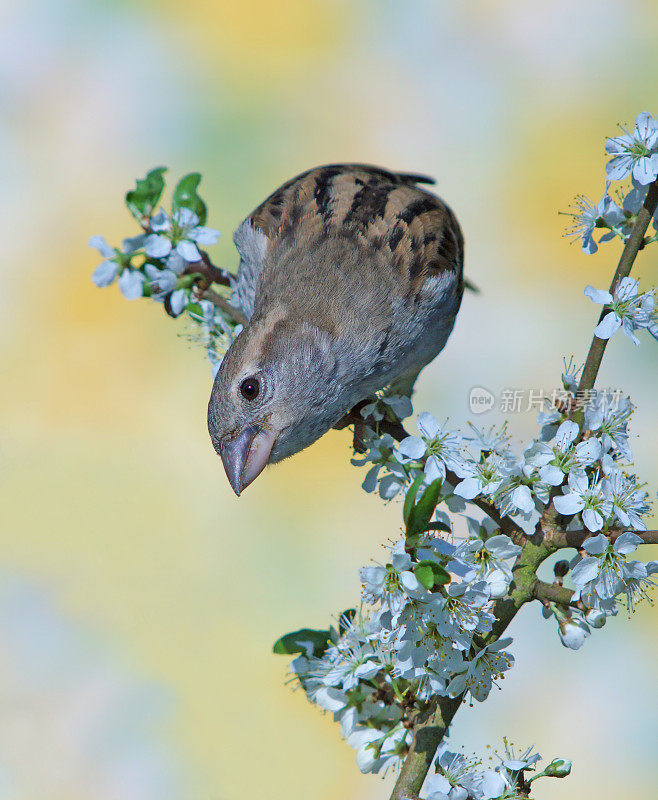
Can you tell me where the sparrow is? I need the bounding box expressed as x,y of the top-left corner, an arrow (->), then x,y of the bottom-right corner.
207,163 -> 464,495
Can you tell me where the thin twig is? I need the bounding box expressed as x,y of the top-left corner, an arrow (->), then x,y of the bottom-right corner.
196,250 -> 233,287
577,176 -> 658,395
201,287 -> 249,327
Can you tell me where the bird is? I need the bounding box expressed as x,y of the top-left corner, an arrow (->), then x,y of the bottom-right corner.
207,163 -> 464,495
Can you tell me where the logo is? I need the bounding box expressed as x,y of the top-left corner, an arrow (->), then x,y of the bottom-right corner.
469,386 -> 495,414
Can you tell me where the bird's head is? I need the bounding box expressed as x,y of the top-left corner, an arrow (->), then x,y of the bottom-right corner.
207,313 -> 348,495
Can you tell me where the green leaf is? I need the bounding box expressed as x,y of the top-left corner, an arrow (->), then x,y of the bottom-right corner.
172,172 -> 207,225
406,478 -> 443,537
125,167 -> 167,221
273,628 -> 331,657
426,520 -> 452,533
403,475 -> 424,527
413,562 -> 435,590
186,302 -> 203,320
413,560 -> 451,590
405,533 -> 422,549
433,568 -> 451,586
428,560 -> 451,585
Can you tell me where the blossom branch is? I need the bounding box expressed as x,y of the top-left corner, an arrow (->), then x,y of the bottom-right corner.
390,696 -> 463,800
533,580 -> 575,606
389,538 -> 554,800
577,175 -> 658,394
195,249 -> 233,288
138,205 -> 232,288
201,287 -> 248,326
363,412 -> 525,540
549,528 -> 658,549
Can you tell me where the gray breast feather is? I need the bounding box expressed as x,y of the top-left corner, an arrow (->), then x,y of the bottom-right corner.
384,269 -> 460,378
421,268 -> 461,321
231,220 -> 268,320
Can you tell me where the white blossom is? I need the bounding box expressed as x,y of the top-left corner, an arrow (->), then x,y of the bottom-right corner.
571,532 -> 651,609
144,208 -> 219,263
452,454 -> 509,501
395,413 -> 465,483
553,470 -> 612,531
524,421 -> 600,488
585,277 -> 658,345
449,529 -> 521,598
446,638 -> 515,702
564,189 -> 624,253
605,112 -> 658,184
603,469 -> 651,530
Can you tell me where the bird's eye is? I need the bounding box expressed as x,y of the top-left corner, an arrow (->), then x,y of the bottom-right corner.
239,377 -> 260,401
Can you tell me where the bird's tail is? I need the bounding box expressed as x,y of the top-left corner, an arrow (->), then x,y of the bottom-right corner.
396,171 -> 436,186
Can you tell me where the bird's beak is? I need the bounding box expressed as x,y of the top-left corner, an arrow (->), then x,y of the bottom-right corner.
219,425 -> 278,496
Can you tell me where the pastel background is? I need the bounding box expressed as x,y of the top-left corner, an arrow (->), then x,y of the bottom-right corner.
1,2 -> 657,799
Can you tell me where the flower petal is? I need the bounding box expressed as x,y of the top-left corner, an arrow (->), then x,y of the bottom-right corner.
553,493 -> 585,515
424,454 -> 446,483
88,234 -> 114,258
150,209 -> 171,232
582,533 -> 608,555
584,285 -> 612,305
575,437 -> 601,465
479,770 -> 508,799
616,277 -> 639,299
92,260 -> 118,287
176,239 -> 202,262
571,555 -> 600,585
188,225 -> 220,245
613,531 -> 643,555
621,316 -> 641,345
417,411 -> 441,439
539,464 -> 564,486
118,269 -> 146,300
144,234 -> 172,258
594,312 -> 622,339
510,484 -> 534,514
121,234 -> 146,254
632,153 -> 658,185
169,288 -> 188,316
582,507 -> 604,532
396,436 -> 427,460
174,207 -> 199,228
555,420 -> 579,447
605,154 -> 633,181
453,477 -> 482,500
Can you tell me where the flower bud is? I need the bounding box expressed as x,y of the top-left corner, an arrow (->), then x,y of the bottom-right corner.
553,559 -> 570,579
558,619 -> 590,650
545,758 -> 572,778
585,608 -> 607,628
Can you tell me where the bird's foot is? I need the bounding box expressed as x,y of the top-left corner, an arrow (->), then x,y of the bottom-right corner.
332,399 -> 372,453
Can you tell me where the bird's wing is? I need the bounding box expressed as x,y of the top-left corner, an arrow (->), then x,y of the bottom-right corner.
232,164 -> 463,319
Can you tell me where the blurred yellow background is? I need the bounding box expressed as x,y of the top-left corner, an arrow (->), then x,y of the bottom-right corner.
1,1 -> 657,799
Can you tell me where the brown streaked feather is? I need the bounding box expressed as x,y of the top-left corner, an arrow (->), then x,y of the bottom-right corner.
246,164 -> 463,301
